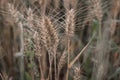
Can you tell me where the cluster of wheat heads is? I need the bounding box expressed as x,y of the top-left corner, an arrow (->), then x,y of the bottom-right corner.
0,0 -> 120,80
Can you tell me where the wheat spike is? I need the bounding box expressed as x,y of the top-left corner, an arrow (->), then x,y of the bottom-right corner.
44,16 -> 59,52
58,51 -> 68,76
73,64 -> 81,80
44,16 -> 59,80
87,0 -> 104,38
87,0 -> 103,21
65,9 -> 75,37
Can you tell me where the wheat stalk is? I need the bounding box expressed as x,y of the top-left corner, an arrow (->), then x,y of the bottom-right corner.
44,16 -> 59,80
65,8 -> 75,80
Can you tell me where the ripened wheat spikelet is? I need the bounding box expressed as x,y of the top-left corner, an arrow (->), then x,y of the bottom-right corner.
65,9 -> 75,37
34,31 -> 48,80
58,51 -> 67,76
73,64 -> 81,80
35,15 -> 59,79
35,16 -> 51,79
38,16 -> 59,56
86,0 -> 103,38
44,16 -> 59,80
64,5 -> 76,79
44,16 -> 59,52
87,0 -> 103,22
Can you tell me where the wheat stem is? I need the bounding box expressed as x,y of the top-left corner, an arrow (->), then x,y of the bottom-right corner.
69,37 -> 93,68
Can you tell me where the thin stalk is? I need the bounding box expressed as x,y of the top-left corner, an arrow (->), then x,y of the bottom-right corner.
99,21 -> 102,39
48,51 -> 52,80
54,52 -> 57,80
38,58 -> 44,80
66,39 -> 70,80
68,37 -> 93,68
19,22 -> 24,80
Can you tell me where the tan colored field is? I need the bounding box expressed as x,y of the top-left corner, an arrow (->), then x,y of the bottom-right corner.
0,0 -> 120,80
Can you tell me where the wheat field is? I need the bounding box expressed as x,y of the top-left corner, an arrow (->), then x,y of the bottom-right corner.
0,0 -> 120,80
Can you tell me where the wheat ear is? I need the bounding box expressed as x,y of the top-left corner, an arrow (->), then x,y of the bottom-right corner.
65,9 -> 75,80
44,16 -> 59,80
87,0 -> 103,38
58,51 -> 67,78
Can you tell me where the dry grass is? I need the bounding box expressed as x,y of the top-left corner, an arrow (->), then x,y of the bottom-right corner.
0,0 -> 120,80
